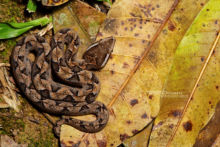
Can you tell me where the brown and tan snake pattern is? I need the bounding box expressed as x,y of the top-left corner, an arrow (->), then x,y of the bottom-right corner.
11,28 -> 115,136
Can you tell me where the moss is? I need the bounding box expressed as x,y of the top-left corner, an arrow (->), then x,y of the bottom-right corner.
0,0 -> 24,62
28,132 -> 56,147
0,39 -> 16,62
23,128 -> 57,147
0,0 -> 24,22
0,114 -> 25,136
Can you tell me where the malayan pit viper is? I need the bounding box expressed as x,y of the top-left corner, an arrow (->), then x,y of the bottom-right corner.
11,28 -> 115,136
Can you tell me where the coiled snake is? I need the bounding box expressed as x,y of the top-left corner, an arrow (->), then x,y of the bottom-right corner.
11,28 -> 115,136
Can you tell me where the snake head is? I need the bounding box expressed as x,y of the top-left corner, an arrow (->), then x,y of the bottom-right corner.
83,36 -> 116,70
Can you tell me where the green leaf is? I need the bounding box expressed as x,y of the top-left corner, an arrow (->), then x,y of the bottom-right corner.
27,0 -> 37,13
0,16 -> 52,39
9,16 -> 52,28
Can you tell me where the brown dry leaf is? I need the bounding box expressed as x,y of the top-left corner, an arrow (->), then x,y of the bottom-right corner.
0,135 -> 28,147
70,0 -> 106,40
149,0 -> 220,146
53,0 -> 106,54
212,134 -> 220,147
0,63 -> 20,112
194,101 -> 220,147
60,0 -> 180,146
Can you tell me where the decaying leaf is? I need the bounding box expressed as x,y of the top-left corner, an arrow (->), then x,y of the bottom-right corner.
0,135 -> 28,147
0,63 -> 20,112
211,134 -> 220,147
194,101 -> 220,147
53,0 -> 106,58
60,0 -> 181,146
70,0 -> 107,40
149,0 -> 220,146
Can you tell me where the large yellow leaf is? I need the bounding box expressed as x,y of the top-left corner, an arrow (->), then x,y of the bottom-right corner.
149,0 -> 220,146
60,0 -> 180,146
123,0 -> 209,144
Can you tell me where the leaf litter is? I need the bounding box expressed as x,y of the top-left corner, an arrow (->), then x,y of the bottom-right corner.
59,0 -> 181,146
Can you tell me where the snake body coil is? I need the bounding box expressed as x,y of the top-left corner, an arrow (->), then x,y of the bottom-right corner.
11,28 -> 115,135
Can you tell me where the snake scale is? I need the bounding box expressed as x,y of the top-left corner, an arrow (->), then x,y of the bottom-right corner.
11,28 -> 115,136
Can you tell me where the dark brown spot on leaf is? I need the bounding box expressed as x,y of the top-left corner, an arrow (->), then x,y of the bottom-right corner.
141,113 -> 147,119
201,57 -> 204,62
130,13 -> 136,17
183,120 -> 193,132
97,140 -> 107,147
213,50 -> 216,55
139,20 -> 143,24
169,124 -> 174,129
206,9 -> 210,11
134,33 -> 139,37
123,62 -> 129,68
156,4 -> 160,8
124,27 -> 128,31
132,130 -> 139,134
129,44 -> 132,47
200,3 -> 204,6
120,134 -> 129,141
209,101 -> 212,104
111,70 -> 114,74
149,95 -> 153,99
68,141 -> 74,144
168,21 -> 176,31
215,20 -> 218,24
130,99 -> 138,106
158,121 -> 163,126
126,120 -> 132,124
169,110 -> 182,117
216,85 -> 219,90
